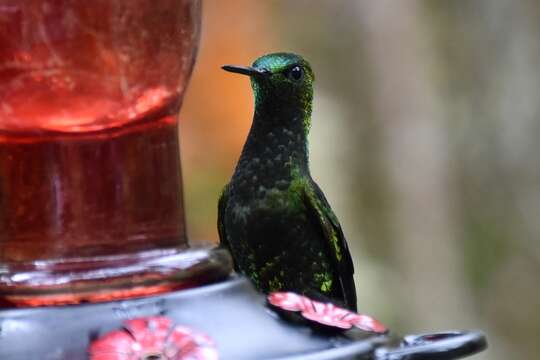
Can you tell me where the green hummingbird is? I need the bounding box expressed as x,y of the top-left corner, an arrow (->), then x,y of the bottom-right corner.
218,53 -> 357,311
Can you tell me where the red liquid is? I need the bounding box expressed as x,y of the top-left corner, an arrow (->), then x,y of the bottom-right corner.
0,100 -> 186,263
0,0 -> 204,304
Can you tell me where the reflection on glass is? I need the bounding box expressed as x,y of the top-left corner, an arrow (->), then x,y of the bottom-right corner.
0,0 -> 202,305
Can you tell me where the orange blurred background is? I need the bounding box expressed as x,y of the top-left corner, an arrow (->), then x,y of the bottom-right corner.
181,1 -> 278,241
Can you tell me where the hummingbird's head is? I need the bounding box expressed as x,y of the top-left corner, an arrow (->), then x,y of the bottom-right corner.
223,53 -> 314,118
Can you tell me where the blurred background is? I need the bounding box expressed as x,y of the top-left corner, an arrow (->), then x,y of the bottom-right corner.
180,1 -> 540,359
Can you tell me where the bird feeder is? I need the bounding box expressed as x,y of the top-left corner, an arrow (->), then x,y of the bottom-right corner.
0,1 -> 487,359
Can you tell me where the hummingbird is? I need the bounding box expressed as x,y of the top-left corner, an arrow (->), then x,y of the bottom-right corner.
218,53 -> 357,311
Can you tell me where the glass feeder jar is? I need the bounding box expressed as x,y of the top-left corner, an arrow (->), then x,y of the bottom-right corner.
0,0 -> 229,307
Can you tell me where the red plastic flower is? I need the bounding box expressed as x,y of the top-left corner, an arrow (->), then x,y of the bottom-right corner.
89,316 -> 218,360
268,292 -> 387,334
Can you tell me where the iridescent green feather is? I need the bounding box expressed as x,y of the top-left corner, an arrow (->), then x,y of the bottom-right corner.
302,181 -> 356,310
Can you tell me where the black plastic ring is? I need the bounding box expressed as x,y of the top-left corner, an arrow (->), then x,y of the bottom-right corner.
374,330 -> 487,360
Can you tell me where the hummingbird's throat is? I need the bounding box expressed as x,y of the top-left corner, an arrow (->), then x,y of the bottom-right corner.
254,97 -> 312,137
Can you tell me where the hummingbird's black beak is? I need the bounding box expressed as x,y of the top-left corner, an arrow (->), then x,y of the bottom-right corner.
222,65 -> 268,77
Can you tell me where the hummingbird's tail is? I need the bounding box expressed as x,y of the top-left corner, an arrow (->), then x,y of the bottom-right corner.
304,281 -> 357,312
339,275 -> 358,312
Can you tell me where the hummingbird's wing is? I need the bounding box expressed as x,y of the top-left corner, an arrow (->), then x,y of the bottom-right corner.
303,180 -> 357,311
218,184 -> 238,271
217,184 -> 230,248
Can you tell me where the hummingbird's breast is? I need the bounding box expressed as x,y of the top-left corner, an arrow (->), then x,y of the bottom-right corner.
224,116 -> 327,289
230,123 -> 306,199
225,177 -> 334,295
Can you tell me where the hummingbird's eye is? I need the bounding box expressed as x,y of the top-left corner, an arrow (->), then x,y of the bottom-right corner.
286,66 -> 304,81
